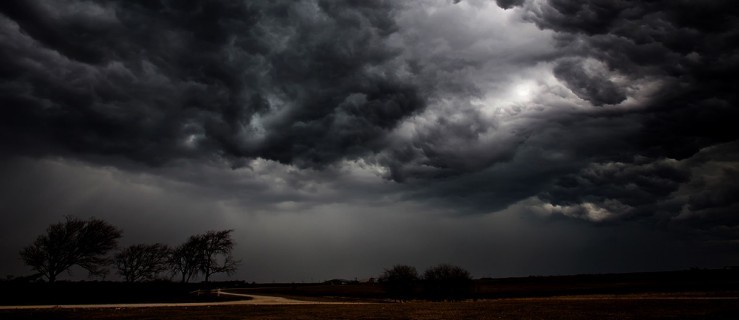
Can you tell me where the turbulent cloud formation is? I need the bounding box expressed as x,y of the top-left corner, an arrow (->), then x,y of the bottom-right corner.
552,58 -> 626,106
0,0 -> 422,167
535,142 -> 739,242
520,0 -> 739,159
508,0 -> 739,237
1,0 -> 738,280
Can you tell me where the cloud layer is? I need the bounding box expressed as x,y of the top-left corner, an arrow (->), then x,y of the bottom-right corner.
1,0 -> 423,167
1,0 -> 738,280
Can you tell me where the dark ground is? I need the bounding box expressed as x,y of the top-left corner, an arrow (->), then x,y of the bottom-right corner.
0,281 -> 245,305
2,298 -> 739,320
230,268 -> 739,300
2,269 -> 739,319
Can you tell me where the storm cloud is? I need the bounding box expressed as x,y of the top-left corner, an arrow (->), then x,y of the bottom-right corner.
1,0 -> 738,281
0,0 -> 423,167
509,0 -> 739,237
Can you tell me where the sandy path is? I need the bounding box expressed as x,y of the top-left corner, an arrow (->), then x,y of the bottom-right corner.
218,291 -> 366,305
0,290 -> 365,310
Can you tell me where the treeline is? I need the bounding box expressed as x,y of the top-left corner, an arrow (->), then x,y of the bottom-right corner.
379,264 -> 473,301
19,216 -> 238,283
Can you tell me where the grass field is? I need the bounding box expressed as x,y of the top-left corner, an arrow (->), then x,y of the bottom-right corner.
2,296 -> 739,320
2,269 -> 738,319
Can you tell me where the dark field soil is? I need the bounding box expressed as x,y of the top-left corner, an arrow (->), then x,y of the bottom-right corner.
2,269 -> 738,319
0,281 -> 243,305
2,297 -> 739,320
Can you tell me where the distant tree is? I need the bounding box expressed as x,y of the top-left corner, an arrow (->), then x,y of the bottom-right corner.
171,230 -> 239,283
19,216 -> 122,283
115,244 -> 172,282
379,265 -> 419,300
199,230 -> 239,283
423,264 -> 472,301
171,237 -> 202,283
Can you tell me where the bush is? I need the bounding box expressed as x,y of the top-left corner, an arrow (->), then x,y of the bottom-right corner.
423,264 -> 472,301
379,265 -> 419,301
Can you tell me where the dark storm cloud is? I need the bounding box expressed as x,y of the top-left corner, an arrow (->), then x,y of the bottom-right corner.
520,0 -> 739,154
540,156 -> 689,221
0,0 -> 423,167
2,0 -> 739,281
361,1 -> 561,183
518,0 -> 739,110
488,0 -> 739,239
360,0 -> 739,240
665,143 -> 739,240
381,105 -> 527,182
3,0 -> 737,225
495,0 -> 525,10
537,142 -> 739,240
552,58 -> 626,106
525,0 -> 739,160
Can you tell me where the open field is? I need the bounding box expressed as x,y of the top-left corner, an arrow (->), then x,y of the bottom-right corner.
229,268 -> 739,301
2,269 -> 738,319
2,295 -> 739,320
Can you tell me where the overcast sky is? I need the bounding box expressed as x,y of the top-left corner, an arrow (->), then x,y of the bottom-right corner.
1,0 -> 738,282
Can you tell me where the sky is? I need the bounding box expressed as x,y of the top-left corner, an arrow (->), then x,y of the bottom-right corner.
1,0 -> 738,283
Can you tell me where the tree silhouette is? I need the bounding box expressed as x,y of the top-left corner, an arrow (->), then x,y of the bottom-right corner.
423,264 -> 472,301
199,230 -> 239,283
19,216 -> 122,283
379,264 -> 419,301
171,230 -> 239,283
171,237 -> 202,283
115,243 -> 171,282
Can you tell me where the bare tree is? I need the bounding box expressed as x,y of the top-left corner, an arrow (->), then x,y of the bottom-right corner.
115,244 -> 171,282
19,216 -> 122,283
171,237 -> 202,283
199,230 -> 239,283
170,230 -> 239,283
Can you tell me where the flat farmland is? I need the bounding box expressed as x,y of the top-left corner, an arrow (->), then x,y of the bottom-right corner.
3,269 -> 738,319
2,295 -> 739,320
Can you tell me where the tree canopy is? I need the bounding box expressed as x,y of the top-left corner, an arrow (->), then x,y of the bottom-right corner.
198,230 -> 239,283
171,230 -> 239,283
20,216 -> 122,282
19,217 -> 241,284
379,264 -> 419,300
115,243 -> 171,282
423,264 -> 472,300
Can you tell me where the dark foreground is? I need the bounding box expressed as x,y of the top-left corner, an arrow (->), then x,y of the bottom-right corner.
0,281 -> 243,305
3,269 -> 738,319
2,296 -> 739,320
